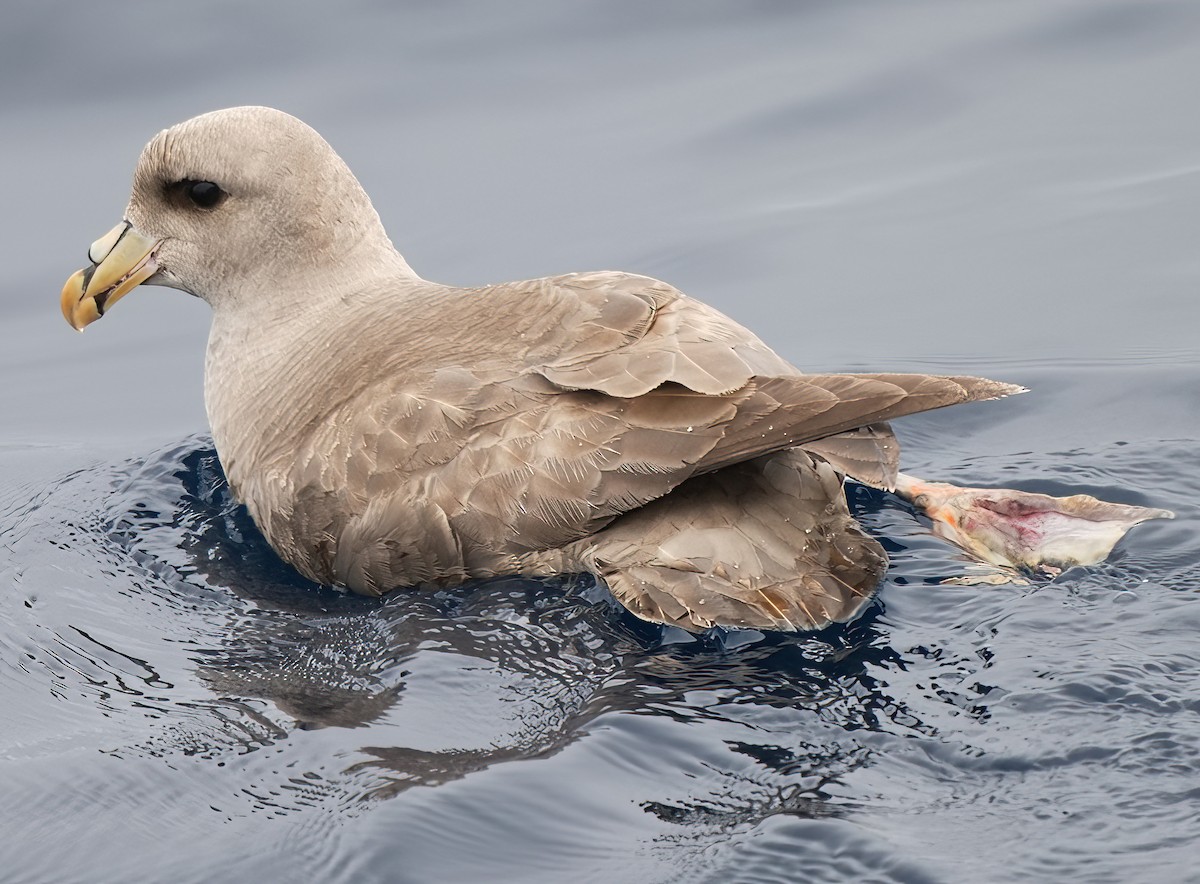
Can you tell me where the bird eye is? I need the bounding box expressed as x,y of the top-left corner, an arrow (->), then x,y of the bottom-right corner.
167,179 -> 228,210
186,179 -> 225,207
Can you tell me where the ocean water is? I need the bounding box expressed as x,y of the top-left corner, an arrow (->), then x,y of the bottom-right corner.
3,2 -> 1198,882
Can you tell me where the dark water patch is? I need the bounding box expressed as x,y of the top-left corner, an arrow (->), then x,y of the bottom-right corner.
1,395 -> 1195,881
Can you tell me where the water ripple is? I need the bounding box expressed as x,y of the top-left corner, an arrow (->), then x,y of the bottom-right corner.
0,400 -> 1194,883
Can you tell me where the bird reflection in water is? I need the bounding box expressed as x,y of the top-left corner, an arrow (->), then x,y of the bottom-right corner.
94,439 -> 937,810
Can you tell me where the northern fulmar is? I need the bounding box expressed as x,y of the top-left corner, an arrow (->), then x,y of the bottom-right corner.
60,106 -> 1168,632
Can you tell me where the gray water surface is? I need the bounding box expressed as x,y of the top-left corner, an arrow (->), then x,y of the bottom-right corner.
3,3 -> 1198,882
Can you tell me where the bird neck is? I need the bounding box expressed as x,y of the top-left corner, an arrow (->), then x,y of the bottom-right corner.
200,252 -> 414,499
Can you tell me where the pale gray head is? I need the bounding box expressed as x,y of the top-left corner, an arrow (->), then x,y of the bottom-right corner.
61,106 -> 411,329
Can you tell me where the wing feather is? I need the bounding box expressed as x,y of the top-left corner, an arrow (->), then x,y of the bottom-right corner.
274,271 -> 1019,596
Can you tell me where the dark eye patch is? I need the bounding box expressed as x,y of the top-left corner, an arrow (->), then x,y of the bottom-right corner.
165,179 -> 229,210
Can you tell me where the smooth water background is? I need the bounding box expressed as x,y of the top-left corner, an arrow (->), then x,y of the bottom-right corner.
3,2 -> 1198,882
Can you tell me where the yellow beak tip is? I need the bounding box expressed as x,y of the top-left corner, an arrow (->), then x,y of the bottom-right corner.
59,223 -> 161,332
60,270 -> 103,331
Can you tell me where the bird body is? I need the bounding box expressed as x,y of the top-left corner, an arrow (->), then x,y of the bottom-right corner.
61,106 -> 1021,631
